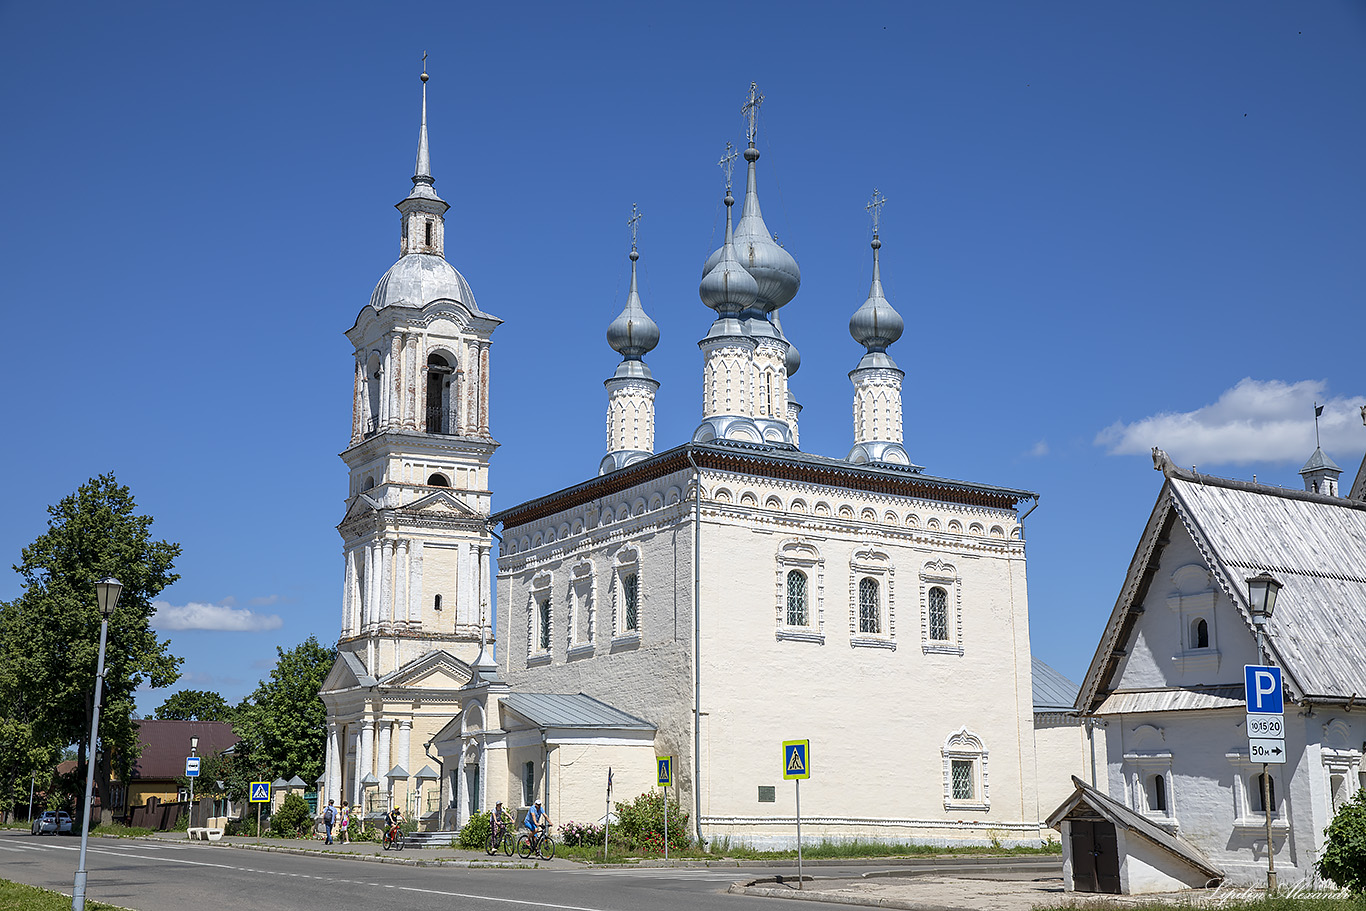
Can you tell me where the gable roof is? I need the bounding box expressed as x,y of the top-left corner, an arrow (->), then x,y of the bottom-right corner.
321,650 -> 376,694
1032,657 -> 1081,713
130,720 -> 238,781
1352,453 -> 1366,502
378,648 -> 471,690
1047,776 -> 1223,884
1078,465 -> 1366,712
499,693 -> 655,731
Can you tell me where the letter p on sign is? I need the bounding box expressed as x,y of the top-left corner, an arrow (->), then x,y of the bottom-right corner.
1244,665 -> 1283,714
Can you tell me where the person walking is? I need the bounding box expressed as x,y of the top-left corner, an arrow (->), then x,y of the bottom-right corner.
323,799 -> 336,845
339,802 -> 350,844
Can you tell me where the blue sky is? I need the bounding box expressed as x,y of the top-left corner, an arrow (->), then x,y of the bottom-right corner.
2,2 -> 1362,714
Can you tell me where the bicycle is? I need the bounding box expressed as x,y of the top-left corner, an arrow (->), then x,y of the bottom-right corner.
486,814 -> 514,856
517,827 -> 555,860
382,822 -> 405,851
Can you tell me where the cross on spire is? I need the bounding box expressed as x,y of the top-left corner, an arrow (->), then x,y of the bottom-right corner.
742,81 -> 764,145
627,203 -> 643,251
866,188 -> 888,236
719,141 -> 738,191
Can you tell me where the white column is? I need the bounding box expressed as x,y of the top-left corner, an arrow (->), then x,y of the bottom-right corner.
465,340 -> 479,438
343,550 -> 357,636
390,334 -> 403,432
396,540 -> 410,628
326,723 -> 340,807
398,720 -> 413,812
360,720 -> 375,809
348,729 -> 360,807
380,540 -> 393,626
457,542 -> 472,628
479,545 -> 492,636
410,541 -> 424,629
378,721 -> 393,788
478,343 -> 491,436
405,334 -> 419,430
365,543 -> 378,632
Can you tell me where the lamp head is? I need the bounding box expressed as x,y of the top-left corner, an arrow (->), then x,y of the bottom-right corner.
94,577 -> 123,617
190,735 -> 199,752
1246,572 -> 1282,623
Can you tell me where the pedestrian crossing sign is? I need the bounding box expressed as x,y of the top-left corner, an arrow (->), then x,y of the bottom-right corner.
783,740 -> 810,780
657,756 -> 673,787
249,781 -> 271,803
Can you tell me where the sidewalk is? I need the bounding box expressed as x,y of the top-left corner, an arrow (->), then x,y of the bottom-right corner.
125,830 -> 555,867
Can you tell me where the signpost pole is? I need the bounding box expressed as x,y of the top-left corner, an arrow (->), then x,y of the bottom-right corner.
663,782 -> 668,862
1263,763 -> 1275,891
795,777 -> 802,890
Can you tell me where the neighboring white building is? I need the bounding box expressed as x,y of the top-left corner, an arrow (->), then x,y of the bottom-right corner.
1062,445 -> 1366,891
489,88 -> 1059,848
319,68 -> 499,825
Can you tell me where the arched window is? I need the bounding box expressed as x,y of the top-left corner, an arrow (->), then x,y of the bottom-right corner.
433,594 -> 442,611
859,578 -> 880,634
538,598 -> 551,652
425,354 -> 454,433
786,570 -> 808,627
428,473 -> 450,487
1150,774 -> 1167,813
928,587 -> 949,641
1192,617 -> 1209,649
362,477 -> 375,491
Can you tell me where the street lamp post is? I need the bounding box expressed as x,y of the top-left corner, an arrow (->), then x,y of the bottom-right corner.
188,735 -> 199,829
73,576 -> 122,911
1247,571 -> 1283,894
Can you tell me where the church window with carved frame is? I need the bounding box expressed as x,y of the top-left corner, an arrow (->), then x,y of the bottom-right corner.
787,571 -> 808,627
776,539 -> 824,643
859,579 -> 880,634
942,728 -> 989,810
612,549 -> 642,643
849,546 -> 894,649
920,560 -> 963,656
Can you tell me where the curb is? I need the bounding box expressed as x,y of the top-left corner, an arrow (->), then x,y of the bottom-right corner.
95,833 -> 534,868
728,881 -> 965,911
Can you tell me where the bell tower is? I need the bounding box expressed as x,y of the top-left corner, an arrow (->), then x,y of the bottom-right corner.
337,63 -> 500,679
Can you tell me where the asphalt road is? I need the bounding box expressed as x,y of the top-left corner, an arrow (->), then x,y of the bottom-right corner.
0,829 -> 808,911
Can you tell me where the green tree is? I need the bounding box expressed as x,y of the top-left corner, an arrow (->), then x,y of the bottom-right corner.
232,637 -> 335,786
1318,788 -> 1366,894
155,689 -> 233,722
0,474 -> 181,820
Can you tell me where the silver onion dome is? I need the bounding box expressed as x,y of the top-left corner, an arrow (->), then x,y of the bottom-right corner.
702,144 -> 800,313
772,309 -> 800,378
699,190 -> 759,317
849,236 -> 904,368
607,246 -> 660,378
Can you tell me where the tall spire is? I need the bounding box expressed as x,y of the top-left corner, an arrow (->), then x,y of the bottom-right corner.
730,82 -> 800,314
415,52 -> 431,182
602,205 -> 661,475
848,189 -> 912,468
396,56 -> 448,257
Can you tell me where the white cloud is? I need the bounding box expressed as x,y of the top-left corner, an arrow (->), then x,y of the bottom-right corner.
1026,439 -> 1049,458
152,600 -> 283,632
1095,378 -> 1366,466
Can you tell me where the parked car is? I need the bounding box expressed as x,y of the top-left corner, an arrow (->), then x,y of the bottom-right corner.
31,810 -> 73,835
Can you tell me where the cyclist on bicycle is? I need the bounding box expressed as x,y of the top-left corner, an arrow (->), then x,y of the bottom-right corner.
524,799 -> 549,838
386,807 -> 403,840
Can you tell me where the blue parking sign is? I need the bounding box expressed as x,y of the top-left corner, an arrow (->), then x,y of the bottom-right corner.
1244,665 -> 1283,714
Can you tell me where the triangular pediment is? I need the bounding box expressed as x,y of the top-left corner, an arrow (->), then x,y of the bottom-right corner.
403,488 -> 480,518
338,492 -> 382,528
321,650 -> 376,694
379,648 -> 473,691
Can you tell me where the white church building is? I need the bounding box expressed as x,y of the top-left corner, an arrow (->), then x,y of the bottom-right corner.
319,72 -> 1089,845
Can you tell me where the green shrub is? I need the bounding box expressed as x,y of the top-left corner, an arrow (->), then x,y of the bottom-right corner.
613,790 -> 689,851
1318,788 -> 1366,894
459,810 -> 491,849
269,793 -> 313,838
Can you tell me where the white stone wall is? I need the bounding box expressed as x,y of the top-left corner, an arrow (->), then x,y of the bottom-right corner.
605,377 -> 657,456
851,367 -> 904,445
499,463 -> 1042,846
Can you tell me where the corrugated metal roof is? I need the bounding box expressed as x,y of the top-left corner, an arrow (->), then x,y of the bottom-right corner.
1094,686 -> 1246,715
129,720 -> 238,781
499,693 -> 656,730
1047,776 -> 1223,883
1172,476 -> 1366,698
1032,657 -> 1081,712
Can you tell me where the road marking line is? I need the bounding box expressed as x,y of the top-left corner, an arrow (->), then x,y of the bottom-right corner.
395,884 -> 625,911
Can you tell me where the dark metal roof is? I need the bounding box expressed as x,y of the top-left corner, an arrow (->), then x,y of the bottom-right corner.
499,693 -> 656,731
494,439 -> 1036,529
1047,776 -> 1223,884
1032,657 -> 1081,712
129,720 -> 238,781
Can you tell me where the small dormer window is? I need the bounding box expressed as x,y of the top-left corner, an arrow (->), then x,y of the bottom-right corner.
1193,617 -> 1209,649
425,220 -> 433,247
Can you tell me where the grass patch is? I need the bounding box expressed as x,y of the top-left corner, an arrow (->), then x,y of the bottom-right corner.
91,821 -> 155,838
1036,898 -> 1362,911
711,837 -> 1062,860
0,879 -> 129,910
